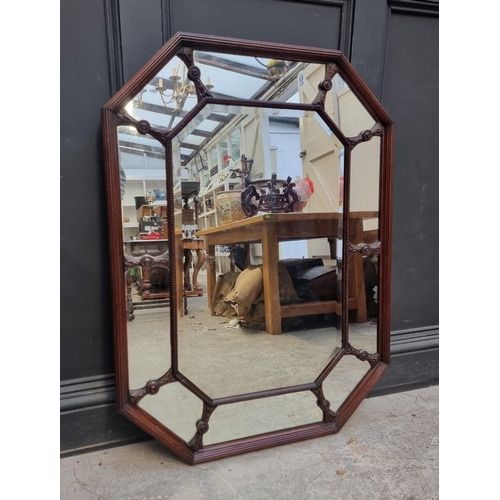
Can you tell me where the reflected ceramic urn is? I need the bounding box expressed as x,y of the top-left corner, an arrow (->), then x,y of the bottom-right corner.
215,190 -> 245,225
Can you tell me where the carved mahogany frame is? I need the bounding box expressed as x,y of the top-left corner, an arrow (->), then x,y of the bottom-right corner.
102,32 -> 394,464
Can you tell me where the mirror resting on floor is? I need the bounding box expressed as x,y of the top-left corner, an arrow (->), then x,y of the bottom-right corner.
103,32 -> 393,464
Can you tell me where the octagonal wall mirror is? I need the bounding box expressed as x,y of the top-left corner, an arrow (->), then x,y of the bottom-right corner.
102,33 -> 394,464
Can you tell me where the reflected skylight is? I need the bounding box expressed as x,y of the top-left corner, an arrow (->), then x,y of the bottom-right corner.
196,120 -> 220,132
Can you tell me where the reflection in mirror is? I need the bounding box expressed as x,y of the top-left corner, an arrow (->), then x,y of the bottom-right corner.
193,50 -> 324,103
296,67 -> 376,133
117,126 -> 171,390
322,355 -> 371,413
125,56 -> 194,130
127,311 -> 171,390
331,74 -> 376,134
174,102 -> 345,399
205,392 -> 323,445
138,382 -> 203,442
348,137 -> 381,354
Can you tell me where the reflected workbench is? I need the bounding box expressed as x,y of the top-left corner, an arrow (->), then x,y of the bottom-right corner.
196,211 -> 377,334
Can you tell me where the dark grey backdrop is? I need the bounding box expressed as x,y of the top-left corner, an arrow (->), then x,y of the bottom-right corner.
61,0 -> 438,454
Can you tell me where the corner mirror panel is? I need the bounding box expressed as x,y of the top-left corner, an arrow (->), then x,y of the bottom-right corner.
348,137 -> 381,355
322,355 -> 372,412
138,382 -> 203,443
117,126 -> 172,391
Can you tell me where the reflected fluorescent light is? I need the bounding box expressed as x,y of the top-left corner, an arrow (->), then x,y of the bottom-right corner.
266,60 -> 289,80
255,57 -> 289,83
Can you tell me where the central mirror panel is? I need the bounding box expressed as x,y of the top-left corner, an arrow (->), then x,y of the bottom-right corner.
175,102 -> 344,399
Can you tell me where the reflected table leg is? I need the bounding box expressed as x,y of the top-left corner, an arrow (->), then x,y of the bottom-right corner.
182,248 -> 205,295
261,224 -> 282,334
206,242 -> 216,309
192,248 -> 206,291
183,239 -> 205,298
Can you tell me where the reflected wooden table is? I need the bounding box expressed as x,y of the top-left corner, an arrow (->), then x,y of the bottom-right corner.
196,211 -> 377,334
124,238 -> 205,320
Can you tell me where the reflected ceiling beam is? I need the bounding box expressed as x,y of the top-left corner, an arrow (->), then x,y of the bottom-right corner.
179,142 -> 202,151
167,109 -> 185,129
174,106 -> 220,138
180,114 -> 237,167
190,130 -> 212,138
182,150 -> 203,167
173,107 -> 235,142
271,81 -> 300,103
181,115 -> 236,167
195,52 -> 270,80
172,105 -> 239,166
211,91 -> 240,100
119,145 -> 165,159
206,113 -> 232,124
119,139 -> 164,153
269,116 -> 300,127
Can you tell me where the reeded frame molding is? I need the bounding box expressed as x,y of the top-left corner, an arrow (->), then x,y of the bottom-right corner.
102,32 -> 394,464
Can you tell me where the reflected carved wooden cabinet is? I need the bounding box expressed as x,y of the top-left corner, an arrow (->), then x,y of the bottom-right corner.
102,33 -> 394,464
124,238 -> 205,320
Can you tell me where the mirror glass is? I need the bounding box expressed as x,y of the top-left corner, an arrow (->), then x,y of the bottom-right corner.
205,391 -> 323,445
124,56 -> 195,129
348,137 -> 381,355
329,74 -> 376,133
322,355 -> 372,412
193,51 -> 324,102
138,382 -> 203,442
117,124 -> 171,391
174,102 -> 344,399
110,42 -> 387,451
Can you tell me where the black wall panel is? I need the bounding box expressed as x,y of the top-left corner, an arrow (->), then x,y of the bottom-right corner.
381,10 -> 439,330
120,0 -> 164,83
61,0 -> 115,380
350,0 -> 389,98
171,0 -> 343,50
118,0 -> 346,94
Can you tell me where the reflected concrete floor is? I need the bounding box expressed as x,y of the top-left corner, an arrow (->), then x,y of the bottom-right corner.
60,385 -> 439,500
126,276 -> 377,447
128,286 -> 377,395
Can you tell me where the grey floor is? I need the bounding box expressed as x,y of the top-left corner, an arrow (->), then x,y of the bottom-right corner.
60,385 -> 439,500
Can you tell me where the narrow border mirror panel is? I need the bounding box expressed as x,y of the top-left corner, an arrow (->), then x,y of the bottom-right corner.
102,33 -> 394,465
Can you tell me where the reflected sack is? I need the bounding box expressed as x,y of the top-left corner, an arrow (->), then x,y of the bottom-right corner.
224,265 -> 263,316
211,271 -> 240,317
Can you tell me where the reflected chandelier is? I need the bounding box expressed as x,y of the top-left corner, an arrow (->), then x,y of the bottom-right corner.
154,63 -> 214,111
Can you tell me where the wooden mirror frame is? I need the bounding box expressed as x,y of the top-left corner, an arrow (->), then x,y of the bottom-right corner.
102,32 -> 394,464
